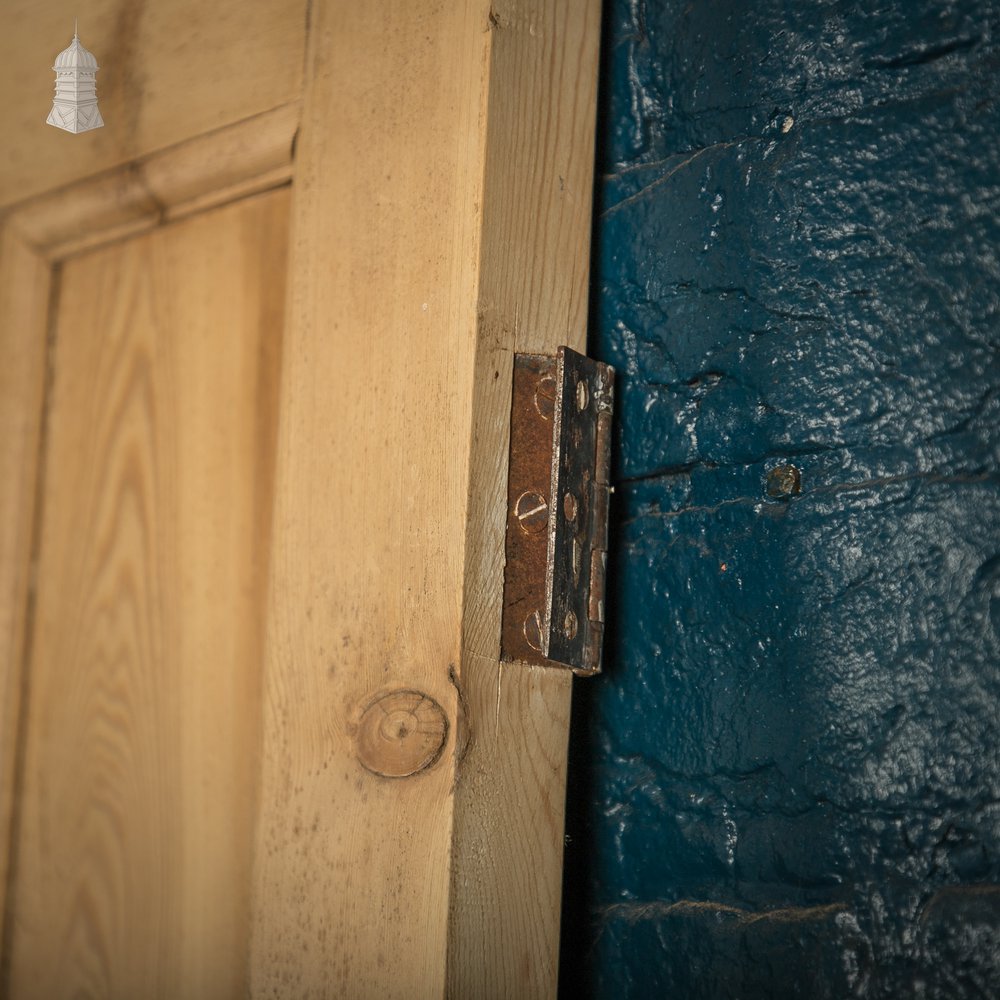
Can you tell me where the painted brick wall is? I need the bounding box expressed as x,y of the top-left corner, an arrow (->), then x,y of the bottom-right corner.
562,2 -> 1000,996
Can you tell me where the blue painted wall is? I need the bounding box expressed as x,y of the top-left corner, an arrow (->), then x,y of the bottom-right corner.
562,1 -> 1000,996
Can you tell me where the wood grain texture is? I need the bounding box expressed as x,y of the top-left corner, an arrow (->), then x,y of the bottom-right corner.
0,0 -> 307,210
449,0 -> 601,995
251,1 -> 600,997
0,226 -> 51,960
249,3 -> 487,995
5,189 -> 288,999
6,103 -> 299,261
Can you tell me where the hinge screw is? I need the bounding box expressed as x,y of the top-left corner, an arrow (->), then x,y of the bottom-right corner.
563,609 -> 578,639
514,490 -> 549,534
563,491 -> 578,522
534,375 -> 557,420
523,610 -> 544,651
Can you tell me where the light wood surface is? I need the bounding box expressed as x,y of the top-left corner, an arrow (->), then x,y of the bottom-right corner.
0,226 -> 51,960
448,0 -> 601,992
0,0 -> 306,209
249,4 -> 483,994
1,1 -> 602,994
250,1 -> 601,997
6,103 -> 298,261
5,189 -> 289,998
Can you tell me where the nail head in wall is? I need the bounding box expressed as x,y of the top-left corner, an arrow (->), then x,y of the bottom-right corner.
356,690 -> 449,778
765,463 -> 802,499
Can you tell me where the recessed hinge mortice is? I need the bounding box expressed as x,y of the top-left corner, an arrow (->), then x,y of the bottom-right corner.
501,347 -> 614,676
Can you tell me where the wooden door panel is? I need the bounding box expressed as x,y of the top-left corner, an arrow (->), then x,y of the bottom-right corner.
6,188 -> 288,999
0,0 -> 307,211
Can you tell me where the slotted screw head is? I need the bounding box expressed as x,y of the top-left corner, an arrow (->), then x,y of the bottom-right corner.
514,490 -> 549,534
534,374 -> 557,420
523,610 -> 544,651
563,609 -> 578,639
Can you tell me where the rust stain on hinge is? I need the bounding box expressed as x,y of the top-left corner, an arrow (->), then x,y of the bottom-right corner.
501,347 -> 614,676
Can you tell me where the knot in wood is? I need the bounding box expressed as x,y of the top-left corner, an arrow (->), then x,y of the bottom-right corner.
356,690 -> 448,778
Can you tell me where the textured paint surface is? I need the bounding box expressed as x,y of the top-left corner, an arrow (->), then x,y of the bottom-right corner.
562,1 -> 1000,996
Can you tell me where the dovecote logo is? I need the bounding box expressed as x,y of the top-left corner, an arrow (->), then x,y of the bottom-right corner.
47,20 -> 104,133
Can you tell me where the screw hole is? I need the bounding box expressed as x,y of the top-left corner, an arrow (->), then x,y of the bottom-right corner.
576,380 -> 589,411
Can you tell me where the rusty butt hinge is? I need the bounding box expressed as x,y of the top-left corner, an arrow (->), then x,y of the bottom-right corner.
501,347 -> 614,676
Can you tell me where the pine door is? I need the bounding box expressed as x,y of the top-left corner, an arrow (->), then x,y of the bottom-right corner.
0,2 -> 600,997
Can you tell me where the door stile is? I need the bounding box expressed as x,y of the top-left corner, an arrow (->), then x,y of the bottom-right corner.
250,2 -> 601,997
0,225 -> 53,968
